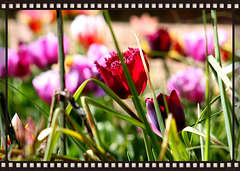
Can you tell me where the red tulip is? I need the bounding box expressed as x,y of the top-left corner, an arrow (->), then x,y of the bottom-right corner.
95,48 -> 149,99
145,90 -> 186,135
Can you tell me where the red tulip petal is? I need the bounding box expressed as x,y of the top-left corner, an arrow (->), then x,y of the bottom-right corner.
96,62 -> 130,99
168,90 -> 186,131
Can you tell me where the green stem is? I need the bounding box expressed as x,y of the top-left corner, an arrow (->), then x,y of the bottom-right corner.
202,10 -> 211,161
103,10 -> 160,160
57,10 -> 66,156
211,10 -> 233,159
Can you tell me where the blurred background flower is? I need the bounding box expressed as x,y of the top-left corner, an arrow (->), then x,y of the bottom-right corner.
24,33 -> 70,69
146,28 -> 172,56
167,67 -> 206,103
17,10 -> 55,34
32,69 -> 80,104
0,47 -> 31,78
183,30 -> 228,62
130,13 -> 158,36
71,14 -> 107,49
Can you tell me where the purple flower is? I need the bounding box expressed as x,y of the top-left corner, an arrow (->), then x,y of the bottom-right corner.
183,30 -> 228,62
71,55 -> 95,92
167,67 -> 206,103
26,33 -> 69,68
0,47 -> 31,78
146,90 -> 186,136
32,70 -> 78,104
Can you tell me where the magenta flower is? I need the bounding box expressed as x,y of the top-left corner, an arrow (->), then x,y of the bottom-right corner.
95,48 -> 149,99
32,70 -> 78,104
0,47 -> 30,78
26,33 -> 69,68
71,14 -> 107,49
146,90 -> 186,135
183,30 -> 228,62
167,67 -> 206,103
0,47 -> 6,78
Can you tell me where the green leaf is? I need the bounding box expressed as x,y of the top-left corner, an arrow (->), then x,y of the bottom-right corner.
208,55 -> 232,90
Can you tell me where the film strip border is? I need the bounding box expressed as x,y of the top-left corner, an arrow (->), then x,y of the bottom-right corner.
0,1 -> 238,170
0,2 -> 239,9
0,162 -> 239,169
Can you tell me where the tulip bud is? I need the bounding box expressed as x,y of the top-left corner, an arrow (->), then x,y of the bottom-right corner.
146,90 -> 186,135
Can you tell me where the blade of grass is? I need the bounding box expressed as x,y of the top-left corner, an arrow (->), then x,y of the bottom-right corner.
81,96 -> 104,150
236,128 -> 240,160
185,145 -> 230,152
0,91 -> 6,150
202,10 -> 211,161
198,103 -> 204,161
158,113 -> 172,161
191,110 -> 223,127
135,34 -> 165,135
183,126 -> 227,147
211,10 -> 233,159
208,55 -> 232,90
43,108 -> 61,161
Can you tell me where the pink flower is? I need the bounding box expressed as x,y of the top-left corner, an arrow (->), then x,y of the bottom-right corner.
87,43 -> 109,72
0,47 -> 31,78
167,67 -> 206,103
130,13 -> 158,36
71,14 -> 107,49
71,55 -> 95,92
183,30 -> 228,62
26,33 -> 70,68
32,70 -> 78,104
0,47 -> 6,78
